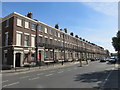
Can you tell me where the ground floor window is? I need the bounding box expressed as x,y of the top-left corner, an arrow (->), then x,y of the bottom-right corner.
4,52 -> 7,64
31,53 -> 35,62
44,51 -> 49,59
50,51 -> 53,59
23,54 -> 29,64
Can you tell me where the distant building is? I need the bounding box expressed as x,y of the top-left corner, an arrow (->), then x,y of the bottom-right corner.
2,12 -> 108,68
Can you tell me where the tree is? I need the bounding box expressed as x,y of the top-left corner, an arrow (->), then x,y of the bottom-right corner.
112,30 -> 120,62
112,37 -> 119,51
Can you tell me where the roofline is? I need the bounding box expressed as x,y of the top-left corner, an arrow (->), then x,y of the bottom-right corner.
2,12 -> 105,49
2,12 -> 81,40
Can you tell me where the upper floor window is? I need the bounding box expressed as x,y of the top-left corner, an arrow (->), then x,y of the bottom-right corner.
50,28 -> 52,35
45,38 -> 48,44
25,21 -> 29,29
31,23 -> 36,30
39,36 -> 43,43
5,32 -> 8,46
54,31 -> 57,36
50,39 -> 52,44
6,19 -> 9,27
24,34 -> 29,46
58,32 -> 60,37
17,18 -> 22,27
44,27 -> 48,33
31,36 -> 35,47
16,32 -> 22,46
38,25 -> 42,32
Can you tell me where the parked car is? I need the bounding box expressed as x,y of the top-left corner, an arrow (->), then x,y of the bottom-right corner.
100,58 -> 106,62
109,57 -> 116,63
0,65 -> 12,70
105,57 -> 110,61
90,58 -> 96,61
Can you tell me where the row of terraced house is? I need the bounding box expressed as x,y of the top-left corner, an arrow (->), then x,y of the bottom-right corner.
1,12 -> 109,68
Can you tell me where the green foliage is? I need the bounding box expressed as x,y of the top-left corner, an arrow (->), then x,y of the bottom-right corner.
112,30 -> 120,51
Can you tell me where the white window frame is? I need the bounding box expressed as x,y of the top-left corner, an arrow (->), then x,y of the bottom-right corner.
5,32 -> 8,46
44,27 -> 48,33
31,23 -> 36,30
17,18 -> 22,27
16,32 -> 22,46
25,21 -> 29,29
31,35 -> 35,47
6,19 -> 9,27
50,28 -> 52,35
38,25 -> 42,32
24,34 -> 29,47
58,32 -> 60,37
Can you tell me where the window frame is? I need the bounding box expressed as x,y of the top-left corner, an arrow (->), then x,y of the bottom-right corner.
31,23 -> 36,30
25,21 -> 29,29
17,18 -> 22,27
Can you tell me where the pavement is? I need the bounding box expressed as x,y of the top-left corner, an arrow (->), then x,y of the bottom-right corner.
1,60 -> 90,74
1,60 -> 120,89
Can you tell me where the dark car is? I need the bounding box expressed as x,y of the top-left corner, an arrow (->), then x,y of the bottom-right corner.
100,58 -> 106,62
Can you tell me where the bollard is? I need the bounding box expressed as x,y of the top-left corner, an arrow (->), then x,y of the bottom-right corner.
79,61 -> 82,67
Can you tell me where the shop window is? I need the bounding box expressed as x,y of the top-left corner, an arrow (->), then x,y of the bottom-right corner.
31,53 -> 35,62
23,54 -> 29,63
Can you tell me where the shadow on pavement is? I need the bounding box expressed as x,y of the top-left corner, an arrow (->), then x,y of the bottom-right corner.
74,69 -> 119,89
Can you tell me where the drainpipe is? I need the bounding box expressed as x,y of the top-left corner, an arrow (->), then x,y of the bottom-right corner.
62,33 -> 65,65
35,24 -> 39,66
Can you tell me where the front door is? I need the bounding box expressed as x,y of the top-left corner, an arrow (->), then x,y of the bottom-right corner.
38,52 -> 41,61
15,53 -> 21,67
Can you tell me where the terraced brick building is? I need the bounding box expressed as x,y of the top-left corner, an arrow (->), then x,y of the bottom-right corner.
2,12 -> 109,68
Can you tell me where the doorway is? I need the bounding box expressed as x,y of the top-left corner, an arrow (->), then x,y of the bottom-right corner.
15,53 -> 21,67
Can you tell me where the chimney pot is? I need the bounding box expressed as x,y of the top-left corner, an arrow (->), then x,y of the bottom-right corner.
27,11 -> 33,18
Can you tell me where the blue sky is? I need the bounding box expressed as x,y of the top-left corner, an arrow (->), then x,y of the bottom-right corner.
2,2 -> 118,53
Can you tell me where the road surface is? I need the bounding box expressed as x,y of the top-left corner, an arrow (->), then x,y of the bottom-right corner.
2,61 -> 119,89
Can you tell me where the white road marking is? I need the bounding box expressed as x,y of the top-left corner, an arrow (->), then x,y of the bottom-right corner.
37,73 -> 44,76
20,76 -> 30,79
29,77 -> 39,81
45,74 -> 53,77
3,82 -> 19,88
50,71 -> 55,73
100,68 -> 114,88
57,71 -> 63,73
2,80 -> 9,83
68,69 -> 71,71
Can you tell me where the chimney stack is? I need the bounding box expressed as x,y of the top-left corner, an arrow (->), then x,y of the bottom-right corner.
27,11 -> 33,18
55,24 -> 59,29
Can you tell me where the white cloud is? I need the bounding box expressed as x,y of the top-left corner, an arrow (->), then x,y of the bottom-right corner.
84,2 -> 118,17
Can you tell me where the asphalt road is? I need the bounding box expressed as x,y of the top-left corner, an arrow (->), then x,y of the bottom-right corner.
2,61 -> 119,89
